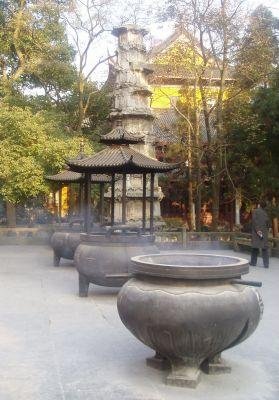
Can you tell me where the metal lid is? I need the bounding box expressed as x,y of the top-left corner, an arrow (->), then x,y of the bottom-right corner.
131,253 -> 249,279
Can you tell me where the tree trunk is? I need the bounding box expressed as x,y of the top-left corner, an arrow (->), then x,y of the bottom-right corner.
194,110 -> 202,231
195,177 -> 202,231
188,148 -> 196,231
272,197 -> 279,237
211,174 -> 220,231
6,201 -> 16,227
235,188 -> 241,226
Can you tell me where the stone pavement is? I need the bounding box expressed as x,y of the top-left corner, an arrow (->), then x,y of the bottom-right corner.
0,245 -> 278,400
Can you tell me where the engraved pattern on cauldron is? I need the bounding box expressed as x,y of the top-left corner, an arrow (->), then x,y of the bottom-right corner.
122,318 -> 253,360
117,277 -> 262,364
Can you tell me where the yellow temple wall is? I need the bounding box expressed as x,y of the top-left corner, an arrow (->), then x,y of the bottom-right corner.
150,86 -> 181,109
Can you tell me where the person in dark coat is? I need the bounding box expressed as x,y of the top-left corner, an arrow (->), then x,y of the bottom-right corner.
250,200 -> 270,268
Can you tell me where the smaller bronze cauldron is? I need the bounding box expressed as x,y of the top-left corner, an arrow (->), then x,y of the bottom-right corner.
74,226 -> 158,296
117,253 -> 263,388
50,231 -> 81,266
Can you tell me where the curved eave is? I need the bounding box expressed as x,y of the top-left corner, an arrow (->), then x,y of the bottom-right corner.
109,111 -> 154,120
67,147 -> 180,174
46,172 -> 112,184
46,171 -> 82,183
67,163 -> 179,174
100,127 -> 145,144
100,137 -> 145,145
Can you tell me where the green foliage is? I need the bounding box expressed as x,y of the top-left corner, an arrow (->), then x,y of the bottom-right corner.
224,80 -> 279,203
235,5 -> 279,88
0,0 -> 112,216
0,104 -> 94,203
0,0 -> 76,100
63,81 -> 111,136
253,69 -> 279,167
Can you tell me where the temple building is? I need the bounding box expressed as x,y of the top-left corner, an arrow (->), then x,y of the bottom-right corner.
147,25 -> 234,153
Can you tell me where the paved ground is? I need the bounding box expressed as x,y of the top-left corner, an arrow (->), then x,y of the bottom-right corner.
0,245 -> 278,400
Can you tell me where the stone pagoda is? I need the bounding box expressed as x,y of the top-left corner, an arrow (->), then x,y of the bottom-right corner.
105,25 -> 162,223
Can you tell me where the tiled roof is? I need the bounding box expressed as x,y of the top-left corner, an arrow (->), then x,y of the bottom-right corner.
46,170 -> 82,183
149,64 -> 234,83
153,109 -> 180,144
46,170 -> 112,183
67,146 -> 180,174
100,127 -> 145,144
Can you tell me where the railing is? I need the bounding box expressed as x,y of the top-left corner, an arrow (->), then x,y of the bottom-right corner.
0,226 -> 53,244
155,228 -> 279,256
155,229 -> 233,248
1,225 -> 278,256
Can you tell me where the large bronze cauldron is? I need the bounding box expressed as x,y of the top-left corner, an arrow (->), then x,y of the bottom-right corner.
50,231 -> 81,266
74,227 -> 158,297
117,253 -> 263,388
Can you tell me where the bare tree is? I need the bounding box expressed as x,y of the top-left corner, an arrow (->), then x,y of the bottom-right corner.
63,0 -> 115,133
159,0 -> 247,229
63,0 -> 156,133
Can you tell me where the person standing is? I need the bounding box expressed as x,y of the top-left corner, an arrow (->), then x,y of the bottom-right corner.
250,201 -> 270,268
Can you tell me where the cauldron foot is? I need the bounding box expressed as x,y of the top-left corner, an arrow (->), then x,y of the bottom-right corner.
146,352 -> 170,370
166,358 -> 201,388
202,353 -> 231,374
53,252 -> 60,267
79,273 -> 90,297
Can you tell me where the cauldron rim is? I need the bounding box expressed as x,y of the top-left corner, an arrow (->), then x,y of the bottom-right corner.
131,252 -> 249,279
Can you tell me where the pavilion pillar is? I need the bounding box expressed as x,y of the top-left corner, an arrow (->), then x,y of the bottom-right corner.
52,190 -> 57,220
150,172 -> 155,234
142,173 -> 147,233
235,188 -> 241,226
68,184 -> 73,217
122,174 -> 127,225
111,173 -> 115,226
100,182 -> 105,225
79,181 -> 83,216
84,172 -> 91,234
58,187 -> 62,223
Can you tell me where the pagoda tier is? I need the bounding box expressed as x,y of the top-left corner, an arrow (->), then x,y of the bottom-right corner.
109,25 -> 154,138
100,120 -> 145,145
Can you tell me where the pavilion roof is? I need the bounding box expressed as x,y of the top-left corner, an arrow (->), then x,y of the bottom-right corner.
67,146 -> 180,174
100,126 -> 145,145
46,170 -> 82,183
46,170 -> 112,183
